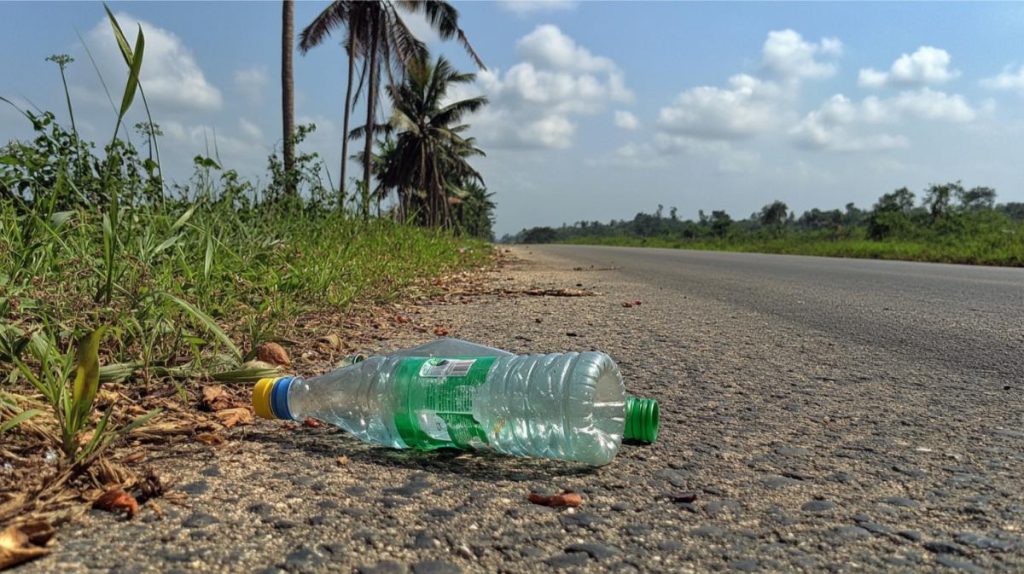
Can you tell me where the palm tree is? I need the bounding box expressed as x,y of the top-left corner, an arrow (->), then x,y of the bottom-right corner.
363,55 -> 487,228
457,180 -> 496,239
298,0 -> 483,217
282,0 -> 296,195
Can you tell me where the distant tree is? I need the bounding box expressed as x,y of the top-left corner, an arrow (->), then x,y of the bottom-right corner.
998,202 -> 1024,221
875,187 -> 915,213
759,200 -> 788,228
869,187 -> 916,240
669,206 -> 678,221
632,211 -> 664,237
520,226 -> 557,244
798,208 -> 842,231
922,181 -> 963,221
456,181 -> 495,239
958,186 -> 996,211
710,210 -> 732,237
843,202 -> 865,227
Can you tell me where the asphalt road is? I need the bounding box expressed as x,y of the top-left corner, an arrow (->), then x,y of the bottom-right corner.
25,245 -> 1024,573
535,245 -> 1024,383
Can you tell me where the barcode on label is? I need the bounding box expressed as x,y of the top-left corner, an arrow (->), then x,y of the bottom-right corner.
447,360 -> 474,377
420,359 -> 477,378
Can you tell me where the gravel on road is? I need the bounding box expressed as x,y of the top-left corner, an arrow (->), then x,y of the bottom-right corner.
21,245 -> 1024,573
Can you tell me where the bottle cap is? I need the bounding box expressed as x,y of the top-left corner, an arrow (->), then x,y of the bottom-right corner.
624,395 -> 659,443
253,376 -> 295,420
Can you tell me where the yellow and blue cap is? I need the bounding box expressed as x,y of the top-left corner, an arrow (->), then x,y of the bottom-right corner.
253,376 -> 296,420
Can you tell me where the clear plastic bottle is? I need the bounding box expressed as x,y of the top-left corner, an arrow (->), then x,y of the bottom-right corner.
253,338 -> 659,466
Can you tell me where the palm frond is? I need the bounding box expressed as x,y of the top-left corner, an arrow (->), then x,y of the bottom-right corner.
298,0 -> 349,53
384,6 -> 428,69
432,95 -> 488,128
398,0 -> 485,69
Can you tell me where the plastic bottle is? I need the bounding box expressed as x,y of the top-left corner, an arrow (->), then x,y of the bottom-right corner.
252,338 -> 659,466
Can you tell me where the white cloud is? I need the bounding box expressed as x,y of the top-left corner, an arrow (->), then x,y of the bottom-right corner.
517,24 -> 612,74
858,46 -> 959,88
653,30 -> 841,143
466,25 -> 632,149
857,69 -> 888,88
652,134 -> 761,173
762,29 -> 842,80
981,65 -> 1024,94
792,89 -> 976,151
790,109 -> 908,152
520,114 -> 575,148
81,13 -> 222,113
876,88 -> 970,121
614,110 -> 638,130
657,74 -> 787,140
598,142 -> 668,169
239,118 -> 264,140
234,67 -> 268,105
498,0 -> 578,15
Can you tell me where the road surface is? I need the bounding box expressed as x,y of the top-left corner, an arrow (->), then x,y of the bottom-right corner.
537,245 -> 1024,382
27,245 -> 1024,573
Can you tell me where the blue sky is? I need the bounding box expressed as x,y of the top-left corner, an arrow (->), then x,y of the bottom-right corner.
3,1 -> 1024,235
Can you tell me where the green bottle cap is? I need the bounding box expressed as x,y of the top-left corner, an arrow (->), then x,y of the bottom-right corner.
624,395 -> 659,443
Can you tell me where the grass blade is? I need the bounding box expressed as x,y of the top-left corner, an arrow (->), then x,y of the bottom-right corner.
0,408 -> 43,434
78,402 -> 113,461
203,232 -> 214,280
71,327 -> 106,432
163,293 -> 241,360
118,408 -> 163,436
116,25 -> 144,127
103,4 -> 133,66
171,204 -> 197,232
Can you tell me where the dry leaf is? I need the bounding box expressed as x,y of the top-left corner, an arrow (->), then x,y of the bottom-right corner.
527,490 -> 583,508
302,418 -> 322,428
257,342 -> 291,366
0,525 -> 50,569
337,456 -> 349,466
433,326 -> 449,336
94,458 -> 132,486
120,450 -> 146,465
201,386 -> 233,411
136,471 -> 165,504
317,334 -> 343,350
215,407 -> 254,428
195,432 -> 225,446
92,488 -> 139,518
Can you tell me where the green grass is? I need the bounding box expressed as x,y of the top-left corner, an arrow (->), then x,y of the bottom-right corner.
0,6 -> 492,460
562,233 -> 1024,266
1,199 -> 489,373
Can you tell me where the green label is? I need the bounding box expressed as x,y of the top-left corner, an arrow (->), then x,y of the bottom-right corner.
393,356 -> 497,450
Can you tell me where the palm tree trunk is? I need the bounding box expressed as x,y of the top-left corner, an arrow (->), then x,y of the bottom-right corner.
340,39 -> 354,210
362,16 -> 378,220
281,0 -> 296,196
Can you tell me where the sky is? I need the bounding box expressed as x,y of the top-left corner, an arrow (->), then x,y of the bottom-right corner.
3,1 -> 1024,236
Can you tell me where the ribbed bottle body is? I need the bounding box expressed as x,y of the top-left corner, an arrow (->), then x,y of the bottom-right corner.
283,348 -> 627,466
476,352 -> 626,466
